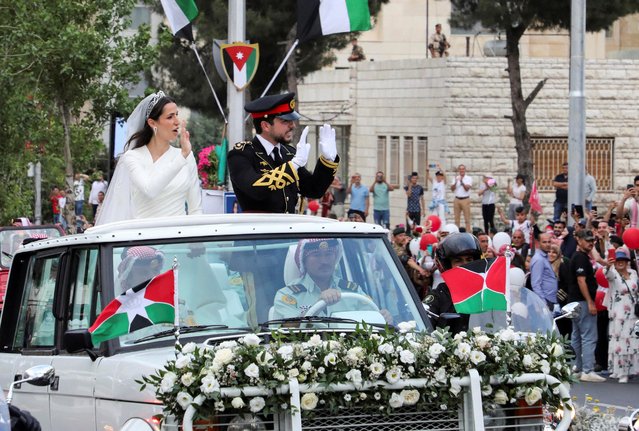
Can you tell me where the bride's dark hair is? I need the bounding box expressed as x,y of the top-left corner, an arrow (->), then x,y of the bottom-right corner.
126,95 -> 176,150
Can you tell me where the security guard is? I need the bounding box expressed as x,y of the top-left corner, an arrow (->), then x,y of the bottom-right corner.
228,93 -> 339,213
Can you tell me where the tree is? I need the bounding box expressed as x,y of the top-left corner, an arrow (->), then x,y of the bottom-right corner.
150,0 -> 389,119
450,0 -> 639,194
2,0 -> 157,228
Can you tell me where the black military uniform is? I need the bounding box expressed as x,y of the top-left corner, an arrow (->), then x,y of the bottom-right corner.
228,93 -> 339,213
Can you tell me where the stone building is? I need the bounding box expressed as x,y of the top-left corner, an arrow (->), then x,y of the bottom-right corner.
298,57 -> 639,229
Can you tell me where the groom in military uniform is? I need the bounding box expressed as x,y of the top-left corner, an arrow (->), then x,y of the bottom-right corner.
228,93 -> 339,213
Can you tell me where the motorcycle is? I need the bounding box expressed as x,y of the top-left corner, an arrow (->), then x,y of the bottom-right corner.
1,365 -> 53,431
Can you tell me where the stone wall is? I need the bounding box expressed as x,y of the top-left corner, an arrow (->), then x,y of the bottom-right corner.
298,57 -> 639,230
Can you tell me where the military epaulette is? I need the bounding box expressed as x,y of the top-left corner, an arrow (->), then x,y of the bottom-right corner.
287,283 -> 306,293
338,279 -> 359,291
233,140 -> 253,151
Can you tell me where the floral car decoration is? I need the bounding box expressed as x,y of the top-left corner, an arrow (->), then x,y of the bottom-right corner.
197,145 -> 219,188
140,324 -> 573,423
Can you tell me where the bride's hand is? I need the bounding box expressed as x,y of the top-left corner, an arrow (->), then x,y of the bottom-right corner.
179,120 -> 191,157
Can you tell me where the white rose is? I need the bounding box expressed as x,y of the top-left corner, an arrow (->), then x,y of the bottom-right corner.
428,343 -> 446,358
397,320 -> 416,333
539,360 -> 551,375
346,347 -> 365,364
160,372 -> 177,393
499,328 -> 516,342
244,363 -> 260,379
307,334 -> 322,347
175,354 -> 193,369
360,393 -> 367,400
434,367 -> 447,383
301,360 -> 313,372
385,367 -> 402,384
249,397 -> 266,413
374,392 -> 381,400
378,343 -> 394,355
288,368 -> 300,378
301,393 -> 319,410
327,340 -> 341,351
524,387 -> 543,405
277,345 -> 294,360
273,372 -> 286,381
343,393 -> 352,402
181,342 -> 197,354
475,335 -> 490,349
324,353 -> 337,367
345,369 -> 363,385
481,385 -> 493,396
522,354 -> 533,368
472,326 -> 482,334
440,404 -> 448,410
200,374 -> 220,394
494,389 -> 509,405
242,333 -> 261,346
214,348 -> 234,365
231,397 -> 245,409
219,340 -> 237,349
180,372 -> 195,387
369,362 -> 385,376
176,391 -> 193,410
317,367 -> 325,374
470,350 -> 486,365
400,350 -> 416,364
549,343 -> 564,357
389,392 -> 404,408
455,342 -> 471,359
256,351 -> 273,366
401,389 -> 420,406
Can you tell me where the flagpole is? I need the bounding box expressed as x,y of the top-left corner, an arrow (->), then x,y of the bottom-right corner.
243,39 -> 300,122
191,43 -> 228,124
173,257 -> 181,351
504,247 -> 512,326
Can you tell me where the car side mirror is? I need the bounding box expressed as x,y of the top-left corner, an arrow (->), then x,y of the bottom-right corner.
23,364 -> 55,387
64,329 -> 99,361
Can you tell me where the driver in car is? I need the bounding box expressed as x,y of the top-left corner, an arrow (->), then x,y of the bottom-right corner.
272,238 -> 369,320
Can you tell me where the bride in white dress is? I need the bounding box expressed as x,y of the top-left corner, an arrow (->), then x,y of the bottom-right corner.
96,91 -> 202,225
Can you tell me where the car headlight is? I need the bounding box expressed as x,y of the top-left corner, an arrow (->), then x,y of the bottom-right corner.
228,414 -> 267,431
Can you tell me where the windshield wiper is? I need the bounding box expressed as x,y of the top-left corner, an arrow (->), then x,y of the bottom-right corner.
259,316 -> 391,331
133,324 -> 239,344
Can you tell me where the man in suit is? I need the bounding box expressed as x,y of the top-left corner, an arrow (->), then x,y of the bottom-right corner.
228,93 -> 339,213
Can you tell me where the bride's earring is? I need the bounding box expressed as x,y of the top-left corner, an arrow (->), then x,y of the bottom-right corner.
153,126 -> 158,135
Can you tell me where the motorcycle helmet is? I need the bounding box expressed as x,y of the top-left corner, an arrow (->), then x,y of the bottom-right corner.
435,232 -> 481,271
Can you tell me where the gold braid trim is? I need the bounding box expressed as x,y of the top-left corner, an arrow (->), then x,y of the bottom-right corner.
252,162 -> 297,190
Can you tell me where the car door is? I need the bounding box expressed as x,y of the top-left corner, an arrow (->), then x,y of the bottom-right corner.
49,247 -> 101,430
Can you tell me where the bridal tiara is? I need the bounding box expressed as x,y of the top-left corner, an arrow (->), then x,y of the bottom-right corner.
144,90 -> 166,119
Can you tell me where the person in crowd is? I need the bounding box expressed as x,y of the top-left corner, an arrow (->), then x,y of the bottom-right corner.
603,248 -> 639,383
548,243 -> 571,337
329,176 -> 346,220
347,38 -> 366,62
616,175 -> 639,229
391,226 -> 429,293
96,91 -> 202,225
450,164 -> 473,232
347,209 -> 366,223
426,164 -> 449,225
529,233 -> 558,310
370,171 -> 395,228
569,229 -> 606,382
552,162 -> 569,221
438,223 -> 459,242
510,229 -> 530,271
426,232 -> 482,334
478,173 -> 497,234
320,190 -> 333,218
553,219 -> 577,259
228,93 -> 338,214
477,231 -> 490,258
498,205 -> 534,244
50,186 -> 63,225
507,174 -> 526,220
584,170 -> 597,213
88,172 -> 108,220
404,172 -> 425,228
428,23 -> 450,58
73,172 -> 90,231
347,173 -> 369,221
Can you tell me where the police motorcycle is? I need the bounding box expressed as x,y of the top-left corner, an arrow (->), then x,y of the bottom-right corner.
0,365 -> 51,430
617,320 -> 639,431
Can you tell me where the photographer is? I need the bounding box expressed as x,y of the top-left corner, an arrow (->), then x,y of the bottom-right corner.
616,175 -> 639,230
428,24 -> 450,58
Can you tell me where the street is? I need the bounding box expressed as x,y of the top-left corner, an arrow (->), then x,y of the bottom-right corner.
571,375 -> 639,419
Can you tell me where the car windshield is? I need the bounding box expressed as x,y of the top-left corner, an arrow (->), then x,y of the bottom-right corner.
0,227 -> 63,268
110,236 -> 430,345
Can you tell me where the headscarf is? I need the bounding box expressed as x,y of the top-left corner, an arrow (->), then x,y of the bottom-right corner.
294,238 -> 343,274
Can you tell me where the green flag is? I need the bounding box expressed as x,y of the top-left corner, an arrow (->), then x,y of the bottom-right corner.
215,136 -> 228,185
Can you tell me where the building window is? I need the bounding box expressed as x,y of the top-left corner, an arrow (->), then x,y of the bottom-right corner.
417,137 -> 428,189
377,136 -> 387,174
532,137 -> 614,192
390,136 -> 400,186
403,137 -> 414,175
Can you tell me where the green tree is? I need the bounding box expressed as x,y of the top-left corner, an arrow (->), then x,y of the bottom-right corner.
2,0 -> 156,228
450,0 -> 639,193
150,0 -> 389,118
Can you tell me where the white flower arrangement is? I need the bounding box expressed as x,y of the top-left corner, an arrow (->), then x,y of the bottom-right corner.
140,325 -> 573,424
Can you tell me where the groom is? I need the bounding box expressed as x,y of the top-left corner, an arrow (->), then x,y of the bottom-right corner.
228,93 -> 339,214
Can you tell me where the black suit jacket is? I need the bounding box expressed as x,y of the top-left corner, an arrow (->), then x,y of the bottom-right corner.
228,136 -> 339,213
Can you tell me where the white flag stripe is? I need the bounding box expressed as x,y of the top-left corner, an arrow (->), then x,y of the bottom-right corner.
160,0 -> 190,35
319,0 -> 351,35
233,63 -> 247,89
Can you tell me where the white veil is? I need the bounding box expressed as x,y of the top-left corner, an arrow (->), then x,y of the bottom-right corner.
95,92 -> 165,226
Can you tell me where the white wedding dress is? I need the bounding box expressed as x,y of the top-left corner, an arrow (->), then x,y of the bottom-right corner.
96,146 -> 202,225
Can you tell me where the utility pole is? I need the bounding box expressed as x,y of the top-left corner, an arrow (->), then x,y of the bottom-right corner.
227,1 -> 246,151
567,0 -> 586,226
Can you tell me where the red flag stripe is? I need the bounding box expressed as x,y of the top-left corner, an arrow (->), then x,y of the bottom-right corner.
144,269 -> 175,304
88,298 -> 123,332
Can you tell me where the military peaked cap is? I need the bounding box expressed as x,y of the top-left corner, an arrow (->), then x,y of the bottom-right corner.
245,92 -> 301,121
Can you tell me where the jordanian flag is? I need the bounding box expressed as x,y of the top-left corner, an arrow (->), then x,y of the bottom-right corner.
297,0 -> 372,42
221,43 -> 259,90
160,0 -> 199,41
88,269 -> 176,345
441,257 -> 508,314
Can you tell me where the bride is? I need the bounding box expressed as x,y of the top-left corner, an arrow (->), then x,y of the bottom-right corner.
96,91 -> 202,225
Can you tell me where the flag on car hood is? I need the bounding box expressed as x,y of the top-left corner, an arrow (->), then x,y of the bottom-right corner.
89,269 -> 175,345
160,0 -> 198,41
297,0 -> 371,42
441,257 -> 507,314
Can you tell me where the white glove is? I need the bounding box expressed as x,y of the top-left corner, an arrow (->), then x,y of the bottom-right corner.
319,123 -> 337,161
291,126 -> 310,169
